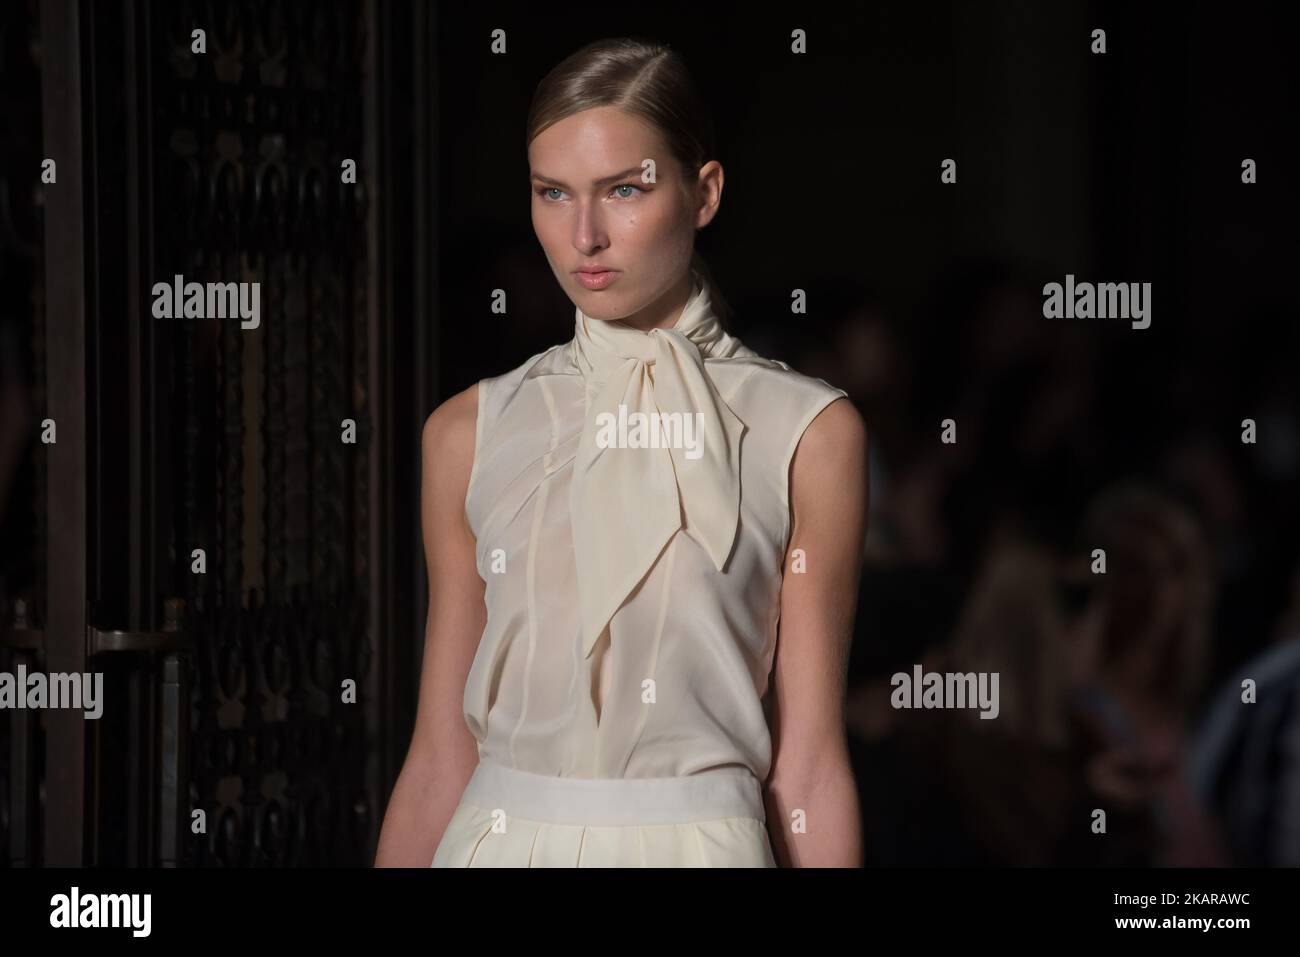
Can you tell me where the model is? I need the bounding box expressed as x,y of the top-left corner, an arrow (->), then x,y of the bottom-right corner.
375,36 -> 868,868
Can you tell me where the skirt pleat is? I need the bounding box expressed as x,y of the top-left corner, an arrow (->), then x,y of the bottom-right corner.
429,760 -> 776,867
431,801 -> 776,868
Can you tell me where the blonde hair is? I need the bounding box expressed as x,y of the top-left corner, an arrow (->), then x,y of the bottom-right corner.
1078,481 -> 1214,715
526,37 -> 732,327
943,536 -> 1074,746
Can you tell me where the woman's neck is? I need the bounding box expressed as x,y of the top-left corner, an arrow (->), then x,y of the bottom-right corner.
610,270 -> 694,333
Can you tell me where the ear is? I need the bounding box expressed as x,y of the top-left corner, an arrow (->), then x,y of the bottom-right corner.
694,160 -> 724,229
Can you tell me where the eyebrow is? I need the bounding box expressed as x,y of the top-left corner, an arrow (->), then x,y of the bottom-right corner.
529,166 -> 646,189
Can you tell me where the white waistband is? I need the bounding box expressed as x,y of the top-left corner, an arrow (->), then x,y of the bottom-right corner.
460,759 -> 767,827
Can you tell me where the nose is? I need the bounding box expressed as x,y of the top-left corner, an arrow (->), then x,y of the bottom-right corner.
571,200 -> 608,255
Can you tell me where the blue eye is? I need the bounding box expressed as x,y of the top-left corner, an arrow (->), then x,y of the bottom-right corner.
535,183 -> 645,202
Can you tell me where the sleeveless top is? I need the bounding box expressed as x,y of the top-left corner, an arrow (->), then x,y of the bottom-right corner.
461,275 -> 848,781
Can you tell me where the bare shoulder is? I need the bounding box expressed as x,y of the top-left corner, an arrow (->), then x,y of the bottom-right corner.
422,382 -> 479,470
794,395 -> 867,471
421,385 -> 480,540
788,395 -> 868,554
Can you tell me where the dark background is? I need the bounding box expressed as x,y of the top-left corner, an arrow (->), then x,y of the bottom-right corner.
0,0 -> 1297,867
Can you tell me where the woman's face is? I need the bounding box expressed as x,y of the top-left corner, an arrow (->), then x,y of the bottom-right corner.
528,105 -> 721,323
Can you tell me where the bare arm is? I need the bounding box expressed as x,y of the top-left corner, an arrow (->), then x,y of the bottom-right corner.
374,384 -> 486,866
763,397 -> 869,867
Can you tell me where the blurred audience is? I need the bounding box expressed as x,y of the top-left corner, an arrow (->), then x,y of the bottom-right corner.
792,257 -> 1295,866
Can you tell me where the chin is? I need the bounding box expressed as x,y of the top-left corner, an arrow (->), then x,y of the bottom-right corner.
573,288 -> 629,322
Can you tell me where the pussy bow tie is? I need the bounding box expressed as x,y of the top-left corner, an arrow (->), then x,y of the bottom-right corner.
569,274 -> 756,659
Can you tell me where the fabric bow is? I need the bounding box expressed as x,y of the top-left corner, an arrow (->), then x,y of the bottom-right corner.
569,273 -> 754,658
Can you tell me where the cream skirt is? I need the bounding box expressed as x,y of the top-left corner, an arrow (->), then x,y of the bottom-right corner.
430,759 -> 776,867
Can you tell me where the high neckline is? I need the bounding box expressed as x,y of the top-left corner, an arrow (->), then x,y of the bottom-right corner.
574,271 -> 713,354
605,274 -> 702,335
565,268 -> 755,659
570,271 -> 755,385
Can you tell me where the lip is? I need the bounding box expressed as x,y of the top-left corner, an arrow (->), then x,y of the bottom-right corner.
573,267 -> 620,290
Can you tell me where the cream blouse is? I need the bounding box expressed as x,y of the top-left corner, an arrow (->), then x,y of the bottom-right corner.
461,273 -> 848,781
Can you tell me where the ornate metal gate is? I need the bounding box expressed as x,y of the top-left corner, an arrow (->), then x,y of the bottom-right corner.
2,0 -> 435,867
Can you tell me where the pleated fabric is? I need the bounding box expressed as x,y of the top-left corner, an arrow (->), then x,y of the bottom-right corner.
431,805 -> 775,867
431,759 -> 776,867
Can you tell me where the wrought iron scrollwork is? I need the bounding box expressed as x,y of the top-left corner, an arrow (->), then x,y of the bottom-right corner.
157,0 -> 374,867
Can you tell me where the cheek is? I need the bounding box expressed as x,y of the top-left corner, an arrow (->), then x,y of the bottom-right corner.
612,205 -> 646,235
614,201 -> 681,247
